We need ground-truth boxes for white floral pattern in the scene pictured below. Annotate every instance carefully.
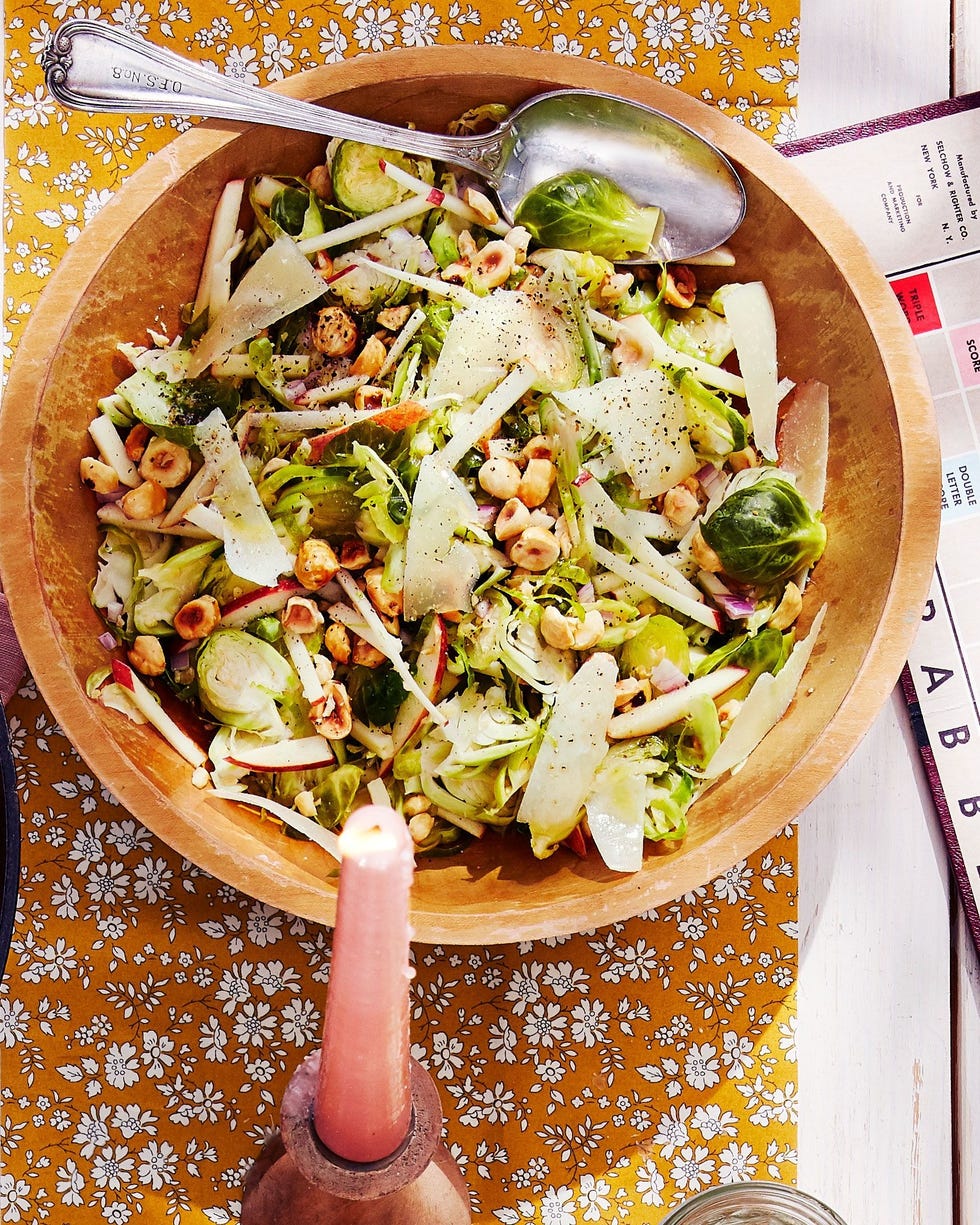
[3,3,800,1217]
[2,672,798,1222]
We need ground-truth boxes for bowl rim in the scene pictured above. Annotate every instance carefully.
[0,45,941,941]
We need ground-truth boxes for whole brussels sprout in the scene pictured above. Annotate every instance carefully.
[700,473,826,586]
[514,170,662,261]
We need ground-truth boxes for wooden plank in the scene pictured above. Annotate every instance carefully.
[796,1,951,135]
[795,10,960,1218]
[797,694,954,1225]
[957,908,979,1225]
[954,0,980,94]
[946,1,978,1217]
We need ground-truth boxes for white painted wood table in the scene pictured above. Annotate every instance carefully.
[796,3,979,1224]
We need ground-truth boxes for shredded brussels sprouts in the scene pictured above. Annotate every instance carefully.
[82,118,829,873]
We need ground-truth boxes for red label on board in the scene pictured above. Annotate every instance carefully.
[890,272,942,333]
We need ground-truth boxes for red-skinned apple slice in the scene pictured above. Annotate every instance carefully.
[776,378,829,511]
[109,659,208,768]
[219,577,308,628]
[224,735,336,772]
[381,615,448,774]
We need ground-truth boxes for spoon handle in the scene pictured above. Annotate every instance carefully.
[43,20,495,175]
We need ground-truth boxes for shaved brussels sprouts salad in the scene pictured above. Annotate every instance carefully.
[82,119,829,873]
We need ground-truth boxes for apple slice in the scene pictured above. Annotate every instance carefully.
[224,735,336,772]
[109,659,208,768]
[381,616,448,773]
[776,378,829,511]
[220,577,308,628]
[606,665,748,740]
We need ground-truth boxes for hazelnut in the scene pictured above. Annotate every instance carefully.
[127,635,166,677]
[139,436,192,489]
[659,264,697,308]
[364,567,402,618]
[350,334,387,378]
[312,306,358,357]
[295,538,340,590]
[471,240,515,291]
[120,479,167,521]
[80,456,121,496]
[173,595,221,640]
[282,596,324,635]
[479,457,521,501]
[517,458,556,509]
[494,497,531,542]
[509,525,560,572]
[339,538,372,571]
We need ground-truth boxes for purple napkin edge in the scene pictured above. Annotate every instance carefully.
[0,593,26,708]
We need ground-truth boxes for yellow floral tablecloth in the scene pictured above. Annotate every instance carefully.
[2,3,800,1221]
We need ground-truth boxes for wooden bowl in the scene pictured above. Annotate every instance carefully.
[0,47,939,943]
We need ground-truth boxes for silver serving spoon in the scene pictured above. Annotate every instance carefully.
[42,19,746,263]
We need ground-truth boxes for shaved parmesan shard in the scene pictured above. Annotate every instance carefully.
[403,455,484,622]
[187,235,327,377]
[702,604,826,780]
[428,288,584,401]
[193,410,293,587]
[557,368,699,499]
[585,775,646,874]
[723,281,780,462]
[516,652,619,858]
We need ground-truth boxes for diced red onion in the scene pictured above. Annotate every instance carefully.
[98,631,117,651]
[716,593,757,619]
[706,582,756,618]
[320,580,343,604]
[477,504,499,528]
[699,571,756,620]
[696,463,726,497]
[577,582,595,603]
[170,643,193,670]
[648,657,689,693]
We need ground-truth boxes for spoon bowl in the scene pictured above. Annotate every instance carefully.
[42,18,745,263]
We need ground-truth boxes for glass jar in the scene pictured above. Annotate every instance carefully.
[659,1182,848,1225]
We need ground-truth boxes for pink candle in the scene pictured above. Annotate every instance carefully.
[314,804,415,1164]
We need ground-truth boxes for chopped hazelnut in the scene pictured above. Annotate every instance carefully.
[364,567,402,618]
[295,538,340,591]
[282,596,324,635]
[312,306,358,357]
[173,595,221,640]
[508,525,560,572]
[128,635,166,677]
[120,479,167,521]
